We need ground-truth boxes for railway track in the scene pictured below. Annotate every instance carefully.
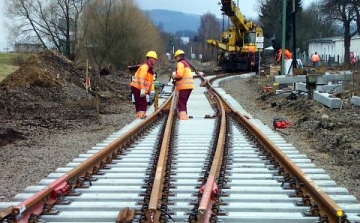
[0,72,359,223]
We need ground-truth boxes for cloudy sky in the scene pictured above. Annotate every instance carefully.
[0,0,319,52]
[135,0,319,18]
[0,1,9,51]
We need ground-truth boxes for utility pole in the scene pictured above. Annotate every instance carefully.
[281,0,286,75]
[169,35,173,57]
[292,0,297,69]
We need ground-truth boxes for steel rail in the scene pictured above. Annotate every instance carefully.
[146,91,178,222]
[233,111,344,222]
[196,84,227,223]
[1,72,351,223]
[1,95,173,223]
[208,73,346,223]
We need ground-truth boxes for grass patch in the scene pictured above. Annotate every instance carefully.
[0,53,31,82]
[0,53,62,89]
[0,64,18,82]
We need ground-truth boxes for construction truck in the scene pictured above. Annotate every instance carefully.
[207,0,263,72]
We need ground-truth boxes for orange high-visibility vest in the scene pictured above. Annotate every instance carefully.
[130,62,154,94]
[311,54,320,62]
[173,59,194,91]
[275,49,292,62]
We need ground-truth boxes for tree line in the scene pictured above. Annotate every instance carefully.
[5,0,360,69]
[259,0,360,65]
[6,0,164,71]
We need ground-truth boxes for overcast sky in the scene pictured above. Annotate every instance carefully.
[0,1,9,52]
[0,0,319,52]
[135,0,319,18]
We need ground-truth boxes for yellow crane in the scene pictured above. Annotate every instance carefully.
[207,0,263,72]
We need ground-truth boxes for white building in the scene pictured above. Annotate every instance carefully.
[180,37,190,44]
[308,35,360,64]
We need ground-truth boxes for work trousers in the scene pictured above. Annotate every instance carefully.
[178,89,192,113]
[131,86,147,112]
[312,61,319,67]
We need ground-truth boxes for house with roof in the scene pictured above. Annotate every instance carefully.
[14,43,44,53]
[308,35,360,65]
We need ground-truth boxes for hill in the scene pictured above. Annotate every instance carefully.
[143,9,201,33]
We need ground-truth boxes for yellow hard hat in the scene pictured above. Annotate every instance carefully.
[174,49,185,58]
[146,51,158,59]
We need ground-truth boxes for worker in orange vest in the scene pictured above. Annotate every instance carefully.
[171,49,195,120]
[311,52,320,67]
[275,49,292,63]
[130,51,157,119]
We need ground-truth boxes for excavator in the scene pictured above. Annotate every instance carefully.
[207,0,263,72]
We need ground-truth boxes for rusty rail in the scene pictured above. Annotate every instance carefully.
[208,73,345,222]
[196,87,226,223]
[233,112,344,222]
[1,95,173,223]
[1,72,348,223]
[146,91,178,222]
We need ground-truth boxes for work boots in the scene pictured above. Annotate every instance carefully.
[136,111,147,119]
[179,111,189,120]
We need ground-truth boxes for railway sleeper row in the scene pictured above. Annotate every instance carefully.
[0,75,359,223]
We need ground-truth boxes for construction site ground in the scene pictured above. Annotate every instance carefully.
[0,50,359,207]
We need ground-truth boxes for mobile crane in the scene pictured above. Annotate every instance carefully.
[207,0,263,72]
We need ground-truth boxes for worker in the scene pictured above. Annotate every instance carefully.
[311,52,320,67]
[171,49,194,120]
[130,51,157,119]
[275,49,292,63]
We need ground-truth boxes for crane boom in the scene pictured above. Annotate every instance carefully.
[206,39,241,52]
[221,0,253,32]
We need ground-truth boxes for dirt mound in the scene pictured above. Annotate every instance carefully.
[0,50,134,147]
[0,50,86,102]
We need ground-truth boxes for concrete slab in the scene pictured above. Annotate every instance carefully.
[313,91,342,109]
[351,96,360,107]
[316,72,353,84]
[316,84,343,93]
[274,75,306,84]
[295,82,307,92]
[274,72,353,85]
[295,82,343,94]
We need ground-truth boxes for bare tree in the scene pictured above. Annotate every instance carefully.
[351,1,360,36]
[296,2,341,53]
[197,12,221,61]
[321,0,357,65]
[6,0,87,60]
[82,0,163,70]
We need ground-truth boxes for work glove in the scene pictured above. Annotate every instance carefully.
[140,88,145,97]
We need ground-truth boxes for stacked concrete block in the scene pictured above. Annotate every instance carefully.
[274,72,353,85]
[316,72,353,84]
[295,82,343,94]
[351,96,360,107]
[274,75,306,84]
[316,84,343,93]
[295,82,307,92]
[313,91,342,109]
